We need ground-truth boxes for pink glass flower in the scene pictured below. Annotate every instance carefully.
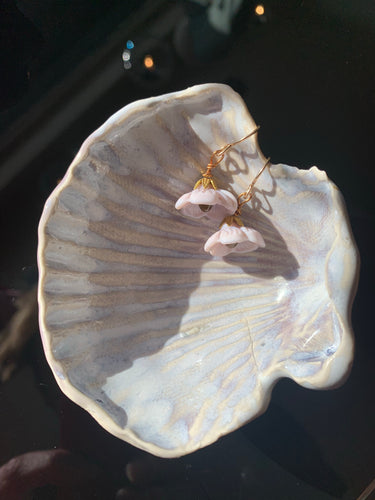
[175,186,237,221]
[204,222,265,257]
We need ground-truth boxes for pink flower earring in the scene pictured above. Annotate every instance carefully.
[175,126,260,221]
[175,126,270,256]
[204,157,271,256]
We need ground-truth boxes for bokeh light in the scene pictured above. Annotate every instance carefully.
[122,50,131,62]
[143,55,155,69]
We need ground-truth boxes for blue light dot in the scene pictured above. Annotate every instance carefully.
[126,40,134,50]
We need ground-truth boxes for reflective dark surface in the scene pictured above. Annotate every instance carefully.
[0,1,374,498]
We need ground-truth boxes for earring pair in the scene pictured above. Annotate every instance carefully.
[175,127,270,256]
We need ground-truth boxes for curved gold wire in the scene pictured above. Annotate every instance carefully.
[236,157,271,214]
[194,126,270,217]
[202,125,260,178]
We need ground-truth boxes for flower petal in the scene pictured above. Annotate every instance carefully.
[175,187,237,220]
[204,231,231,256]
[178,204,207,218]
[204,204,233,221]
[241,227,265,247]
[204,223,265,257]
[175,192,194,210]
[219,224,249,245]
[232,240,259,253]
[189,187,220,205]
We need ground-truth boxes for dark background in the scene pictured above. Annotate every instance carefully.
[0,1,374,498]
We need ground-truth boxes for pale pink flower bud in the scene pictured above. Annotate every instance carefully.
[175,186,237,221]
[204,223,265,257]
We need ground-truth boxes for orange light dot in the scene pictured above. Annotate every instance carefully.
[255,4,265,16]
[144,55,154,69]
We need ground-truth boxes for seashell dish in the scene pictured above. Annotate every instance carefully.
[38,83,359,458]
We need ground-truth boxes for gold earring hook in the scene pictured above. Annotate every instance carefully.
[236,157,271,214]
[202,125,260,179]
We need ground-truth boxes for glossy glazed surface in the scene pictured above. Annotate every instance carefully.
[38,84,358,457]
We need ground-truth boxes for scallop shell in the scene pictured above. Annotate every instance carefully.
[37,83,358,458]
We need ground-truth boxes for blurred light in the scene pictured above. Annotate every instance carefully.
[124,61,132,70]
[124,37,174,89]
[126,40,134,50]
[255,4,265,15]
[122,50,131,62]
[143,55,155,69]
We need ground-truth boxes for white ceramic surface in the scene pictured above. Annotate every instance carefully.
[38,83,359,457]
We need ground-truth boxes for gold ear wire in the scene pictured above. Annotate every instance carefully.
[236,157,271,214]
[202,125,260,179]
